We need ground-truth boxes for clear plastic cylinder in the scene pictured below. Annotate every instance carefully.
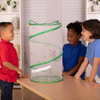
[28,20,63,83]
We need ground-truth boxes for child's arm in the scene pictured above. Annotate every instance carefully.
[63,56,85,76]
[89,58,100,87]
[3,61,23,77]
[74,57,89,79]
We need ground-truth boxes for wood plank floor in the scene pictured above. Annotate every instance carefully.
[0,89,45,100]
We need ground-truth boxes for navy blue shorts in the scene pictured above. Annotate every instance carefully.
[0,79,14,100]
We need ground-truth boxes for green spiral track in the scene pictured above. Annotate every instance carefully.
[28,20,63,69]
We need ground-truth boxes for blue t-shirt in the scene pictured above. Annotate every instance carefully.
[86,39,100,78]
[62,41,86,80]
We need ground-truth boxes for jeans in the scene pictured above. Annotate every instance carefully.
[0,79,14,100]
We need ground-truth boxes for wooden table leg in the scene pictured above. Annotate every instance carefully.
[22,86,24,100]
[22,86,28,100]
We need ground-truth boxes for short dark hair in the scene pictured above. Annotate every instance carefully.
[66,21,82,35]
[0,22,12,33]
[0,22,12,27]
[81,19,100,39]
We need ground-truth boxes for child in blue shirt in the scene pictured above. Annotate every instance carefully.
[74,19,100,86]
[62,21,86,80]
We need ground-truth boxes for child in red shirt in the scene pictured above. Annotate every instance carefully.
[0,22,27,100]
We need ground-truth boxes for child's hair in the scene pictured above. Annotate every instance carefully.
[66,21,82,35]
[0,22,12,36]
[81,19,100,39]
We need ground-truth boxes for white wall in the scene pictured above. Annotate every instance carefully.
[23,0,86,75]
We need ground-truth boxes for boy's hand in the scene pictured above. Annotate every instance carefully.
[89,81,100,87]
[17,68,28,78]
[19,75,28,78]
[17,69,23,77]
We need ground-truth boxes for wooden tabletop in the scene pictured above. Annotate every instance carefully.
[17,75,100,100]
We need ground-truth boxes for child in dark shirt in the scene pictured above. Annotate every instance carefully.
[62,21,86,80]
